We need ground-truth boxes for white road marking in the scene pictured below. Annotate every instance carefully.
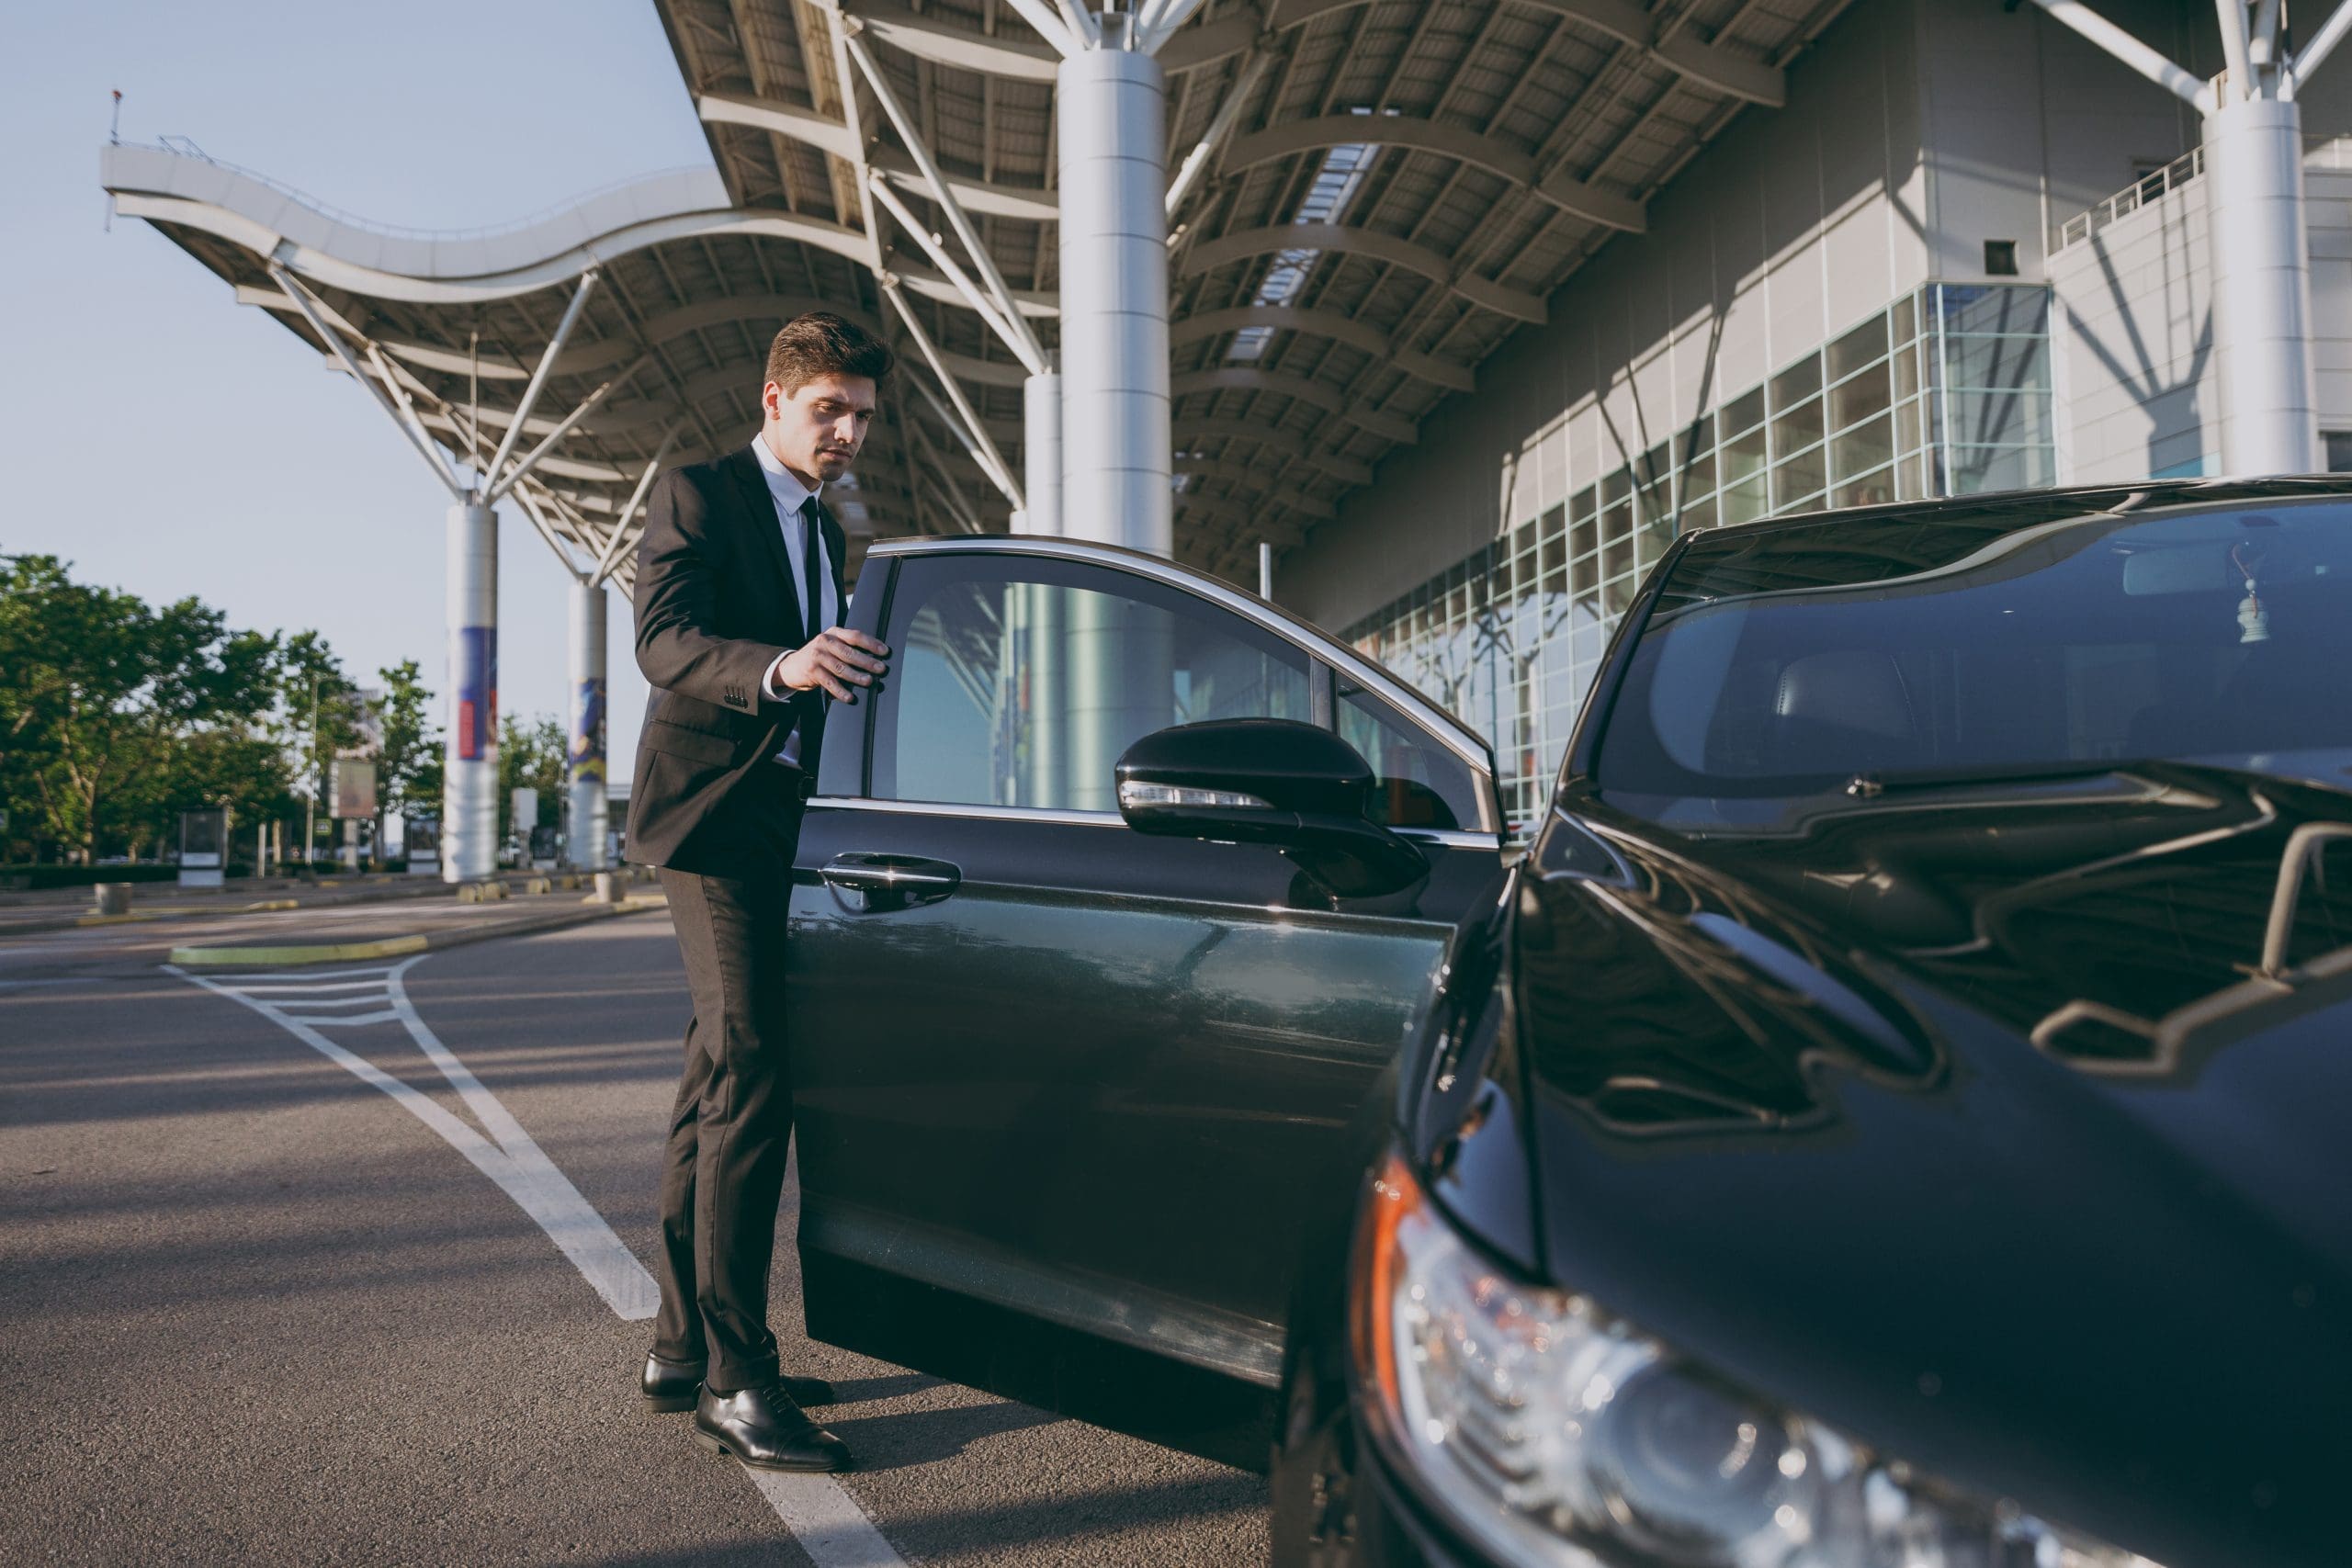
[167,957,659,1321]
[745,1471,909,1566]
[166,952,908,1568]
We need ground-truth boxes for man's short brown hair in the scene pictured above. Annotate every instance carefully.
[764,311,894,396]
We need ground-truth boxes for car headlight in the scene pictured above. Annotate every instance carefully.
[1359,1155,2162,1568]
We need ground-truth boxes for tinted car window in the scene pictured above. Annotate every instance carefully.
[1594,499,2352,812]
[874,555,1312,812]
[1337,682,1482,830]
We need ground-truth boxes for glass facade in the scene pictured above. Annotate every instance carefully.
[1341,283,2056,833]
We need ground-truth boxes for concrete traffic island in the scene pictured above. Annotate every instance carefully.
[164,874,665,968]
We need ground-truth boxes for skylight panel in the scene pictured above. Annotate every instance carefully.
[1227,117,1385,362]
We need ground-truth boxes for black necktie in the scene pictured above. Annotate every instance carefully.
[798,498,825,647]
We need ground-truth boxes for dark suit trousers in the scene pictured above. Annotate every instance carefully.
[650,766,807,1394]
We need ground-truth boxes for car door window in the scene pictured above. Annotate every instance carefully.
[874,556,1314,811]
[1336,680,1484,830]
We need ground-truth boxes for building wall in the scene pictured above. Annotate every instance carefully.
[2052,142,2352,480]
[1282,0,1932,629]
[1281,0,2349,633]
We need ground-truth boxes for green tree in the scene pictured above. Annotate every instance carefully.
[376,658,441,812]
[272,630,363,863]
[0,554,281,862]
[498,712,566,843]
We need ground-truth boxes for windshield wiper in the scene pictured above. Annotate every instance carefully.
[1842,760,2144,798]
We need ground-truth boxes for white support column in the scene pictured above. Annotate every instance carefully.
[1058,20,1172,556]
[1024,370,1063,535]
[443,499,499,882]
[566,579,610,870]
[2206,95,2318,472]
[2025,0,2320,475]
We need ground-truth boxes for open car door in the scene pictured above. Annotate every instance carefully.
[787,537,1508,1464]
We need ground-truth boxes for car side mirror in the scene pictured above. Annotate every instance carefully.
[1114,718,1429,898]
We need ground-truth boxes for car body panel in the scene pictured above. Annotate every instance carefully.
[1495,765,2352,1568]
[788,536,1508,1461]
[1279,480,2352,1568]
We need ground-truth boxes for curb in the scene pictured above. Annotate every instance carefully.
[166,895,667,969]
[5,883,450,941]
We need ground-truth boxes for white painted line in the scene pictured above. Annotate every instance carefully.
[745,1472,909,1567]
[278,1008,403,1027]
[212,965,401,983]
[166,953,909,1568]
[167,959,659,1321]
[229,979,405,994]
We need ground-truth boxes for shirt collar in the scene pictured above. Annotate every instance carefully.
[751,435,822,515]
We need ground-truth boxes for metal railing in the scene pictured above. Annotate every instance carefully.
[130,137,716,244]
[2052,146,2202,253]
[2052,134,2352,254]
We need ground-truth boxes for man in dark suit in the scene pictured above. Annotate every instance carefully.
[625,313,892,1473]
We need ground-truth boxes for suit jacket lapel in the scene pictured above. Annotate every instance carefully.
[725,446,807,640]
[816,501,847,628]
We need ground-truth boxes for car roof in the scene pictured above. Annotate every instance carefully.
[1695,475,2352,547]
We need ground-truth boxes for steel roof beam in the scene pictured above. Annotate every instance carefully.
[848,28,1049,373]
[1222,113,1645,232]
[883,276,1025,510]
[1171,367,1418,444]
[1182,221,1548,323]
[266,261,466,500]
[591,424,683,587]
[1174,420,1374,486]
[1267,0,1783,106]
[1170,305,1475,393]
[854,0,1257,78]
[490,349,652,502]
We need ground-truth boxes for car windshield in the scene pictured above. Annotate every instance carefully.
[1591,495,2352,820]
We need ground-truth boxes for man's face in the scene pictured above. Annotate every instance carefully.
[762,372,876,486]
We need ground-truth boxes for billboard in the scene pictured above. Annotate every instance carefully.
[333,757,378,820]
[456,626,497,761]
[570,676,606,785]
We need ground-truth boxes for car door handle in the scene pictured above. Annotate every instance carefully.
[820,853,962,906]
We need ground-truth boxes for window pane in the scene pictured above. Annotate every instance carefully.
[876,562,1311,811]
[1722,386,1766,437]
[1682,449,1716,499]
[1770,354,1822,412]
[1826,314,1890,382]
[1948,443,2056,494]
[1771,396,1825,458]
[1828,360,1893,431]
[1942,333,2051,393]
[1946,389,2054,449]
[1835,463,1898,510]
[1772,443,1827,510]
[1337,683,1482,830]
[1936,283,2050,337]
[1831,412,1895,483]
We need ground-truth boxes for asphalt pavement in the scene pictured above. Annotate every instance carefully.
[0,908,1269,1564]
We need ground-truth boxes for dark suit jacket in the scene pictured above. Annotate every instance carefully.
[626,445,847,871]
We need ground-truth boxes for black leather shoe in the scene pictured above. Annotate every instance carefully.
[693,1383,854,1472]
[641,1354,834,1413]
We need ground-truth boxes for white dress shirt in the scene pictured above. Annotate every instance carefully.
[750,437,839,768]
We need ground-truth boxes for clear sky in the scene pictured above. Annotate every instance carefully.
[0,1,727,784]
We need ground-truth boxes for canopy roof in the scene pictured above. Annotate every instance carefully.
[104,0,1851,586]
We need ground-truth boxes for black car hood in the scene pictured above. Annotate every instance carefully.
[1504,757,2352,1568]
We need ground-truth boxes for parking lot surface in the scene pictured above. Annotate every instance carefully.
[1,911,1268,1565]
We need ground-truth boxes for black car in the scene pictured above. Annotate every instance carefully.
[789,480,2352,1568]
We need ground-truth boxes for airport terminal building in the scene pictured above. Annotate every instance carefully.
[106,0,2352,846]
[1283,0,2352,826]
